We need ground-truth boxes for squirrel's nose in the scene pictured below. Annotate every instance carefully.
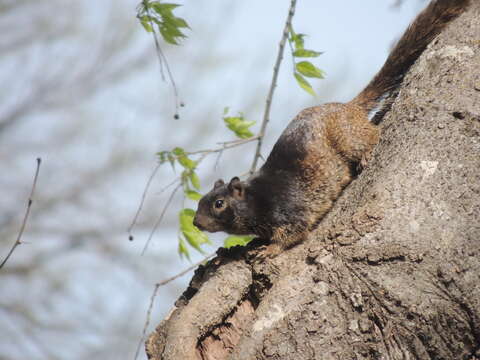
[193,217,204,231]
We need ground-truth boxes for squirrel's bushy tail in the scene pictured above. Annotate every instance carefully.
[352,0,470,115]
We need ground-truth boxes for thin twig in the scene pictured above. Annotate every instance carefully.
[156,37,180,115]
[250,0,297,174]
[129,174,181,242]
[0,158,41,269]
[214,149,223,170]
[133,252,216,360]
[286,27,297,73]
[133,284,160,360]
[157,177,181,194]
[188,135,260,156]
[141,184,182,255]
[216,135,261,146]
[127,162,162,240]
[144,1,180,116]
[161,252,215,287]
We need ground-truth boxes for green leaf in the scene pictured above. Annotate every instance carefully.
[157,150,167,163]
[139,15,153,32]
[179,208,196,226]
[178,155,196,170]
[181,170,189,184]
[294,72,315,96]
[157,150,176,170]
[288,26,296,41]
[148,2,189,45]
[223,235,254,249]
[167,153,175,170]
[159,20,185,38]
[288,26,305,50]
[296,61,324,79]
[179,209,211,254]
[293,33,305,50]
[165,15,189,29]
[178,236,191,260]
[182,231,203,253]
[223,115,255,139]
[152,2,180,15]
[293,49,323,58]
[172,147,185,156]
[172,148,196,169]
[185,189,202,201]
[159,24,185,45]
[137,2,189,44]
[189,171,200,190]
[160,31,178,45]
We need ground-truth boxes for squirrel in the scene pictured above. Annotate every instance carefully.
[193,0,470,255]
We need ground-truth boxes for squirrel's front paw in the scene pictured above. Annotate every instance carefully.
[257,242,282,260]
[357,151,373,173]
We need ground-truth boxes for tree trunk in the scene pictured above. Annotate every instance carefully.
[146,4,480,359]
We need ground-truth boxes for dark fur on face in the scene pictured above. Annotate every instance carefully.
[193,177,253,235]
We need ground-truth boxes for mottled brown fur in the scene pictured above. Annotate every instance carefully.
[193,0,470,254]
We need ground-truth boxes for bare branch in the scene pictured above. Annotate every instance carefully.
[143,0,181,117]
[128,162,162,241]
[0,157,41,269]
[0,7,153,138]
[141,184,182,255]
[187,135,260,157]
[159,253,216,287]
[250,0,297,174]
[134,252,216,360]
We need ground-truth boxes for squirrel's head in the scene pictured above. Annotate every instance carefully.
[193,177,251,235]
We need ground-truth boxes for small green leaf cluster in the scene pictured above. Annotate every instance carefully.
[158,148,201,200]
[137,1,189,45]
[289,27,324,96]
[157,147,207,259]
[178,208,211,260]
[223,107,256,139]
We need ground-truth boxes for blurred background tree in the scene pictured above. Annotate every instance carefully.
[0,0,424,359]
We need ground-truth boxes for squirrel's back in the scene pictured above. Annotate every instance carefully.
[352,0,470,119]
[193,0,471,255]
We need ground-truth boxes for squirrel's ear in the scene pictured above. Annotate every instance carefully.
[228,177,244,200]
[214,179,225,189]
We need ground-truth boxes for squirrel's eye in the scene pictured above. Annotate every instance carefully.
[214,199,224,209]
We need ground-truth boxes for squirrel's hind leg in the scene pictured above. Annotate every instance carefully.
[266,223,312,255]
[326,103,380,166]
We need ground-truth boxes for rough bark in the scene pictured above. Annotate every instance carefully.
[146,4,480,359]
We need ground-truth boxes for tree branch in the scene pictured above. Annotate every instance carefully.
[134,252,216,360]
[249,0,297,174]
[128,162,162,241]
[143,0,181,117]
[0,157,41,269]
[141,183,182,255]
